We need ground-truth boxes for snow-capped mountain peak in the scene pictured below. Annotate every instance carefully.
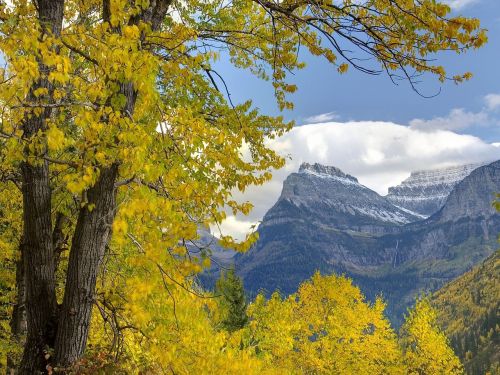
[386,163,485,217]
[268,163,422,232]
[299,162,359,184]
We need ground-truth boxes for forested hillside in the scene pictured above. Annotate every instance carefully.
[433,251,499,375]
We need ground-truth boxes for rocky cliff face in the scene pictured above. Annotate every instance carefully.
[235,161,500,324]
[386,163,484,217]
[436,163,499,222]
[266,162,421,236]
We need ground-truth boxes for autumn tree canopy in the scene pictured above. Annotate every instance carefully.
[243,273,463,374]
[0,0,485,373]
[400,298,464,375]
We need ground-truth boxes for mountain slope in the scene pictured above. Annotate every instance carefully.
[433,251,499,375]
[236,161,500,324]
[275,163,422,230]
[236,162,421,297]
[386,163,483,217]
[189,227,236,289]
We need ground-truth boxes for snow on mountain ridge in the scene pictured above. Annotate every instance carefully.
[299,168,361,186]
[392,163,484,189]
[274,161,493,227]
[392,204,428,219]
[276,162,422,227]
[299,162,358,183]
[353,206,411,224]
[386,162,487,217]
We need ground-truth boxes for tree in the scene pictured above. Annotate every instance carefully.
[246,272,405,373]
[243,273,464,374]
[0,0,485,372]
[215,268,249,332]
[400,298,464,375]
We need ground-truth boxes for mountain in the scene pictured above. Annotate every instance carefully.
[433,251,499,375]
[386,163,484,217]
[271,163,422,232]
[235,161,500,324]
[195,227,235,264]
[191,227,235,288]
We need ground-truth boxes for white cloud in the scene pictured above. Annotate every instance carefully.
[442,0,480,10]
[212,216,259,239]
[409,108,489,132]
[409,94,500,132]
[218,121,500,239]
[485,93,500,111]
[304,111,339,123]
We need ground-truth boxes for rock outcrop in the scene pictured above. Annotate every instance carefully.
[386,163,484,217]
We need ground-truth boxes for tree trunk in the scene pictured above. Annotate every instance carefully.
[54,164,119,367]
[19,162,58,374]
[18,1,65,373]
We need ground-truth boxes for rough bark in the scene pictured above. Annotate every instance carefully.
[19,159,58,375]
[54,164,119,367]
[18,1,65,373]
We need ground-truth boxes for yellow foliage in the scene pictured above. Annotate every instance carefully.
[432,251,500,374]
[400,298,464,375]
[0,0,486,371]
[0,181,22,368]
[246,273,404,374]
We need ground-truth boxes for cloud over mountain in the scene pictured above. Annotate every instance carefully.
[409,94,500,132]
[217,121,500,239]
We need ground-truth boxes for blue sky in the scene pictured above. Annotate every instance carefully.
[214,0,500,142]
[210,0,500,238]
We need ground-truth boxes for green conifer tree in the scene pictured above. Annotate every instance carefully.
[215,268,248,332]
